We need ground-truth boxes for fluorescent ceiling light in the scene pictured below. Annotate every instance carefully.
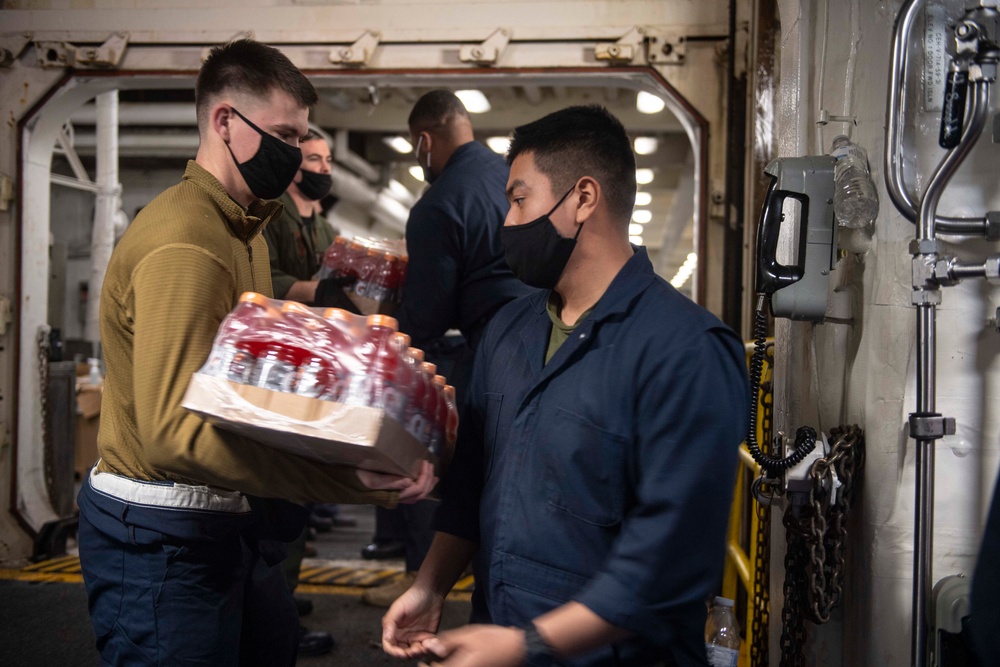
[384,136,413,153]
[633,137,658,155]
[636,91,665,114]
[388,178,412,199]
[628,223,643,236]
[629,235,644,245]
[632,209,652,224]
[670,253,699,288]
[486,136,511,154]
[635,192,652,207]
[636,168,654,185]
[408,165,425,182]
[455,90,491,113]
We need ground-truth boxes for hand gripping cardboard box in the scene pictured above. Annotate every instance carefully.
[182,373,436,478]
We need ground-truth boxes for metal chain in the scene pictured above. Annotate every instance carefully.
[804,425,864,623]
[750,342,774,667]
[780,511,809,667]
[779,424,865,662]
[37,326,52,460]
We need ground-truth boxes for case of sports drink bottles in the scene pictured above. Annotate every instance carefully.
[182,292,457,478]
[316,236,408,316]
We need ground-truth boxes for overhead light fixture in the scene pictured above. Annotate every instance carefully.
[628,223,643,236]
[635,192,652,207]
[384,136,413,154]
[633,137,658,155]
[486,136,511,154]
[670,252,699,289]
[632,209,652,224]
[629,235,644,245]
[408,165,425,182]
[387,178,412,200]
[636,168,654,185]
[455,90,491,113]
[636,91,665,114]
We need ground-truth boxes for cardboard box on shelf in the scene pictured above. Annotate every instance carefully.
[75,382,102,479]
[182,373,435,478]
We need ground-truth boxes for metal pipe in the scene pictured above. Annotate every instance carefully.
[85,90,120,345]
[885,0,989,234]
[906,62,989,667]
[918,81,991,240]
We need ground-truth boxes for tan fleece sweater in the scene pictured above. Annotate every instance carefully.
[95,161,396,507]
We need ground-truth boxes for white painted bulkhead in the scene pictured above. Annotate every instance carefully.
[773,0,1000,664]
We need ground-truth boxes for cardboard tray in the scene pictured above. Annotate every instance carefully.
[182,373,433,478]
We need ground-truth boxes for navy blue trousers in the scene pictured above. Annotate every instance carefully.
[77,479,303,666]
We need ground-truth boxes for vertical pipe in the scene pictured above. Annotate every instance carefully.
[908,76,988,667]
[85,90,119,346]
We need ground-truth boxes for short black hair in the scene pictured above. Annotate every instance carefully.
[507,105,636,224]
[408,90,470,133]
[195,39,317,129]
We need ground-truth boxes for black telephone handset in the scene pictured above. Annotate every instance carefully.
[746,156,836,483]
[755,174,809,297]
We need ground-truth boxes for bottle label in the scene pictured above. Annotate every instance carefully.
[705,644,739,667]
[831,144,866,164]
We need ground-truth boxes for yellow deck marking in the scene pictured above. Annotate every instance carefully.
[3,557,473,601]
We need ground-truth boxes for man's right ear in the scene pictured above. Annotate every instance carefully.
[211,104,234,142]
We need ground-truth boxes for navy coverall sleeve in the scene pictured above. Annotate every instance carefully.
[573,328,750,642]
[396,201,462,345]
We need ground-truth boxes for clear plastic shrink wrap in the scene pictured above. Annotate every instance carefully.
[189,292,456,472]
[317,236,408,314]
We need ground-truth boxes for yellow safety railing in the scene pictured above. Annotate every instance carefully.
[720,340,773,667]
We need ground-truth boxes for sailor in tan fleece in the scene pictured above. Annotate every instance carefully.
[76,39,436,666]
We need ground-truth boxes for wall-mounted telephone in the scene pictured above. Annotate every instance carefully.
[748,155,838,493]
[756,156,837,322]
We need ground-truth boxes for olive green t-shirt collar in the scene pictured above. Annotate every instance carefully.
[545,292,595,365]
[182,160,283,242]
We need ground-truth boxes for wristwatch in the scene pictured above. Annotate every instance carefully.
[521,621,562,667]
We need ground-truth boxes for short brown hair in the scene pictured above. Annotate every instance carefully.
[195,39,317,129]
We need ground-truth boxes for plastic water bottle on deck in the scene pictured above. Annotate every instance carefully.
[704,596,740,667]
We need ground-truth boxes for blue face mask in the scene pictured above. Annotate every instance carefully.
[225,107,302,200]
[500,185,582,289]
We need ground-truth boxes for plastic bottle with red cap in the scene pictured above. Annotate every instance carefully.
[430,375,448,458]
[320,236,349,279]
[360,314,406,417]
[418,362,438,448]
[318,307,358,402]
[204,292,277,382]
[443,384,459,448]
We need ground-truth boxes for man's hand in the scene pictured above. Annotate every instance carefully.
[314,275,361,312]
[417,625,526,667]
[356,460,437,504]
[381,581,446,658]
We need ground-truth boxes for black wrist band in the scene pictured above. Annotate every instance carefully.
[521,621,560,667]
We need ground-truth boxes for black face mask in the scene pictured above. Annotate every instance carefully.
[295,169,333,201]
[225,107,302,200]
[501,186,582,289]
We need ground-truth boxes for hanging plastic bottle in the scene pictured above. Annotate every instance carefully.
[704,596,740,667]
[830,135,879,229]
